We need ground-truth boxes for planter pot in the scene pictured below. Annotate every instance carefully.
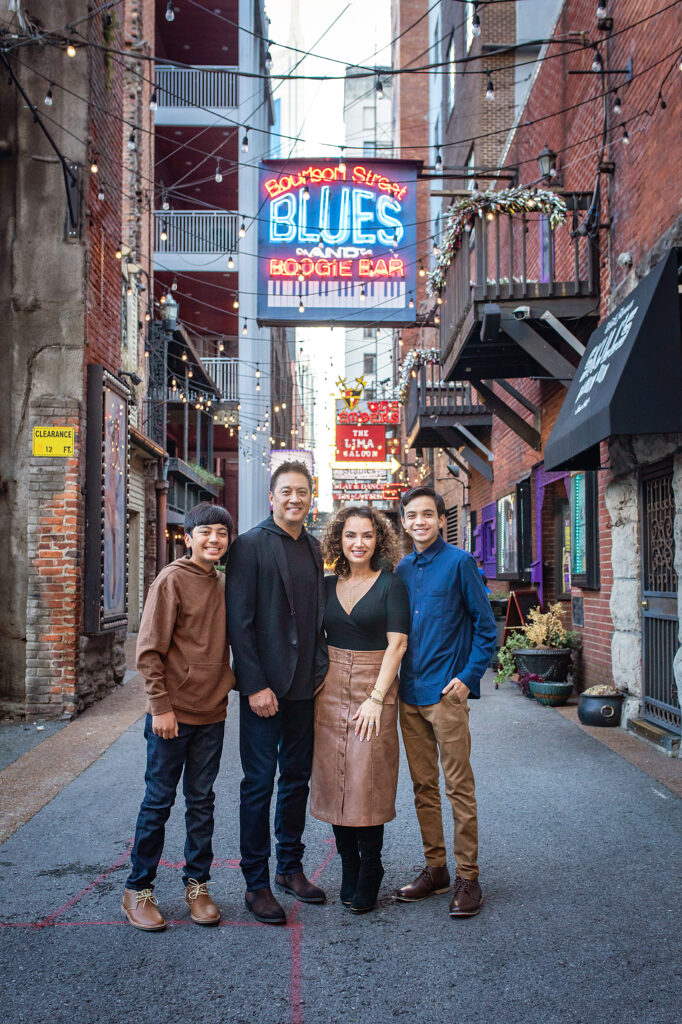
[514,648,573,683]
[577,692,625,727]
[529,679,573,707]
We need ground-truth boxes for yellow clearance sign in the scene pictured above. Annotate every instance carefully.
[32,427,75,457]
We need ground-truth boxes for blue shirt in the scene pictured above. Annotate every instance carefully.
[396,536,497,704]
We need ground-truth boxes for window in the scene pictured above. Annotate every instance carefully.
[465,2,477,53]
[363,140,376,157]
[363,353,376,375]
[363,327,377,339]
[481,501,496,579]
[445,506,459,546]
[447,35,456,112]
[570,472,600,589]
[496,479,532,581]
[362,106,374,132]
[466,147,475,191]
[467,509,477,554]
[555,498,571,599]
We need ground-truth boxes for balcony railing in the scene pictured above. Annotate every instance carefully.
[439,192,598,366]
[406,363,489,440]
[201,357,239,402]
[154,211,239,271]
[154,65,239,124]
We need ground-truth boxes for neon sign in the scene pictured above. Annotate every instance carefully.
[257,158,419,327]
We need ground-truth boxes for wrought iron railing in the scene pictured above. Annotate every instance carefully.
[154,211,239,254]
[155,65,239,111]
[406,363,486,437]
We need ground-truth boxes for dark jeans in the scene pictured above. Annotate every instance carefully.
[239,695,314,891]
[126,715,225,891]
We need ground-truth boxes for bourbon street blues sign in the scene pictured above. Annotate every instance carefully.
[257,158,420,327]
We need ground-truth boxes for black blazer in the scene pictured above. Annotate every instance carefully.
[226,517,329,697]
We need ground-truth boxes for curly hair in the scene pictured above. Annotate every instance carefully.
[321,505,401,577]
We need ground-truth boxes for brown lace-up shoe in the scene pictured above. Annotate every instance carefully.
[121,888,166,931]
[184,879,221,925]
[275,871,326,904]
[396,865,451,902]
[449,876,483,917]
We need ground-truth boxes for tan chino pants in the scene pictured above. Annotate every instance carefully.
[399,690,479,880]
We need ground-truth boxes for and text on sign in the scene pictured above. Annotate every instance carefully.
[32,426,75,457]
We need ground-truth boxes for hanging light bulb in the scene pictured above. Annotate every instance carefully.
[241,129,249,153]
[170,276,178,292]
[215,160,223,183]
[339,147,346,174]
[298,295,305,313]
[419,261,425,278]
[66,42,77,58]
[360,284,366,301]
[227,252,235,270]
[162,192,170,212]
[472,10,481,36]
[149,89,158,111]
[239,220,246,239]
[165,2,175,22]
[591,50,603,72]
[115,245,123,260]
[160,222,168,242]
[232,297,239,309]
[376,77,384,99]
[436,293,443,305]
[44,85,53,106]
[434,313,440,325]
[622,126,630,145]
[297,271,305,283]
[242,319,248,335]
[408,293,414,309]
[90,156,98,174]
[433,241,439,256]
[159,293,167,304]
[145,311,151,322]
[181,352,187,360]
[97,185,105,201]
[127,130,136,152]
[596,3,607,18]
[188,369,193,378]
[611,92,622,115]
[255,365,260,379]
[303,184,310,198]
[127,284,133,297]
[435,148,443,171]
[485,76,495,101]
[218,341,225,352]
[264,48,273,71]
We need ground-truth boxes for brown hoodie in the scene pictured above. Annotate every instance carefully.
[137,557,234,725]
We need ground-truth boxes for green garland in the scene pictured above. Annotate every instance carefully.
[395,347,440,403]
[427,186,568,295]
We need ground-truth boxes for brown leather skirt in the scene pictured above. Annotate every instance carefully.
[310,646,399,827]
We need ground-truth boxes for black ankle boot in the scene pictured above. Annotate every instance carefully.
[333,825,360,906]
[350,825,384,914]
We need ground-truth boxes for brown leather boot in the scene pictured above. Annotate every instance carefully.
[121,888,166,931]
[275,871,326,904]
[184,879,221,925]
[396,865,451,902]
[449,876,483,917]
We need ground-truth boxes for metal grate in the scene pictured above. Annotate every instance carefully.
[445,506,459,546]
[642,473,677,593]
[155,66,239,110]
[642,616,681,731]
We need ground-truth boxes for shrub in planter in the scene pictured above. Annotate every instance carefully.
[495,604,581,688]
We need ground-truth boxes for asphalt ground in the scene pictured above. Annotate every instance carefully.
[0,674,680,1024]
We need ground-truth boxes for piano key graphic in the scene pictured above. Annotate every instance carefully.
[267,279,406,308]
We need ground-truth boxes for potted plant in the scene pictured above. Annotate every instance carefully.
[495,604,581,694]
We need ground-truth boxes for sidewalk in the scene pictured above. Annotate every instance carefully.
[0,670,680,1024]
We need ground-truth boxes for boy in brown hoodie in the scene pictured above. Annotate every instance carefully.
[122,502,235,931]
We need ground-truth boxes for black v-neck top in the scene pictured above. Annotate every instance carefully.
[323,570,410,651]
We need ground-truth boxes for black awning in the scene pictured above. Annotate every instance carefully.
[544,249,681,471]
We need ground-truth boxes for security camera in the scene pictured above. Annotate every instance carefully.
[617,252,633,269]
[512,305,531,321]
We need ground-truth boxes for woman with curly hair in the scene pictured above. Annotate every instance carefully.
[310,505,410,913]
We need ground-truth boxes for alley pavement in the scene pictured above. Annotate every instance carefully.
[0,673,680,1024]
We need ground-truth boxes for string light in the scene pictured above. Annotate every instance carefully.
[165,2,175,22]
[127,130,136,152]
[613,92,622,114]
[472,8,481,36]
[218,341,224,351]
[596,3,607,18]
[419,260,425,278]
[408,293,414,309]
[149,89,158,112]
[265,49,273,71]
[115,245,122,260]
[621,126,630,144]
[658,91,667,110]
[145,311,151,322]
[215,160,223,183]
[160,222,168,242]
[591,50,603,73]
[339,148,346,174]
[66,42,77,58]
[376,77,384,100]
[97,184,105,201]
[161,192,170,212]
[239,220,246,238]
[303,184,310,198]
[227,252,235,270]
[298,295,305,313]
[360,284,366,301]
[171,276,178,291]
[434,313,440,325]
[242,319,248,335]
[89,155,98,174]
[159,293,166,304]
[232,297,239,309]
[44,85,53,106]
[435,148,443,171]
[485,75,495,101]
[241,129,249,153]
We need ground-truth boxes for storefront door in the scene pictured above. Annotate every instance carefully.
[640,461,681,734]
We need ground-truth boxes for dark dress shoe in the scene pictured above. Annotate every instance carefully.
[245,887,286,925]
[449,877,483,917]
[275,872,326,904]
[396,865,451,902]
[350,863,384,914]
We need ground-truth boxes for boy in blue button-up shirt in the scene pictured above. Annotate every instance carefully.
[395,486,496,917]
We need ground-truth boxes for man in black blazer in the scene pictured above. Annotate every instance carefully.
[226,461,329,924]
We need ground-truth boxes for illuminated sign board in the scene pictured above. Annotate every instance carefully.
[335,424,386,462]
[257,158,420,327]
[335,399,401,426]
